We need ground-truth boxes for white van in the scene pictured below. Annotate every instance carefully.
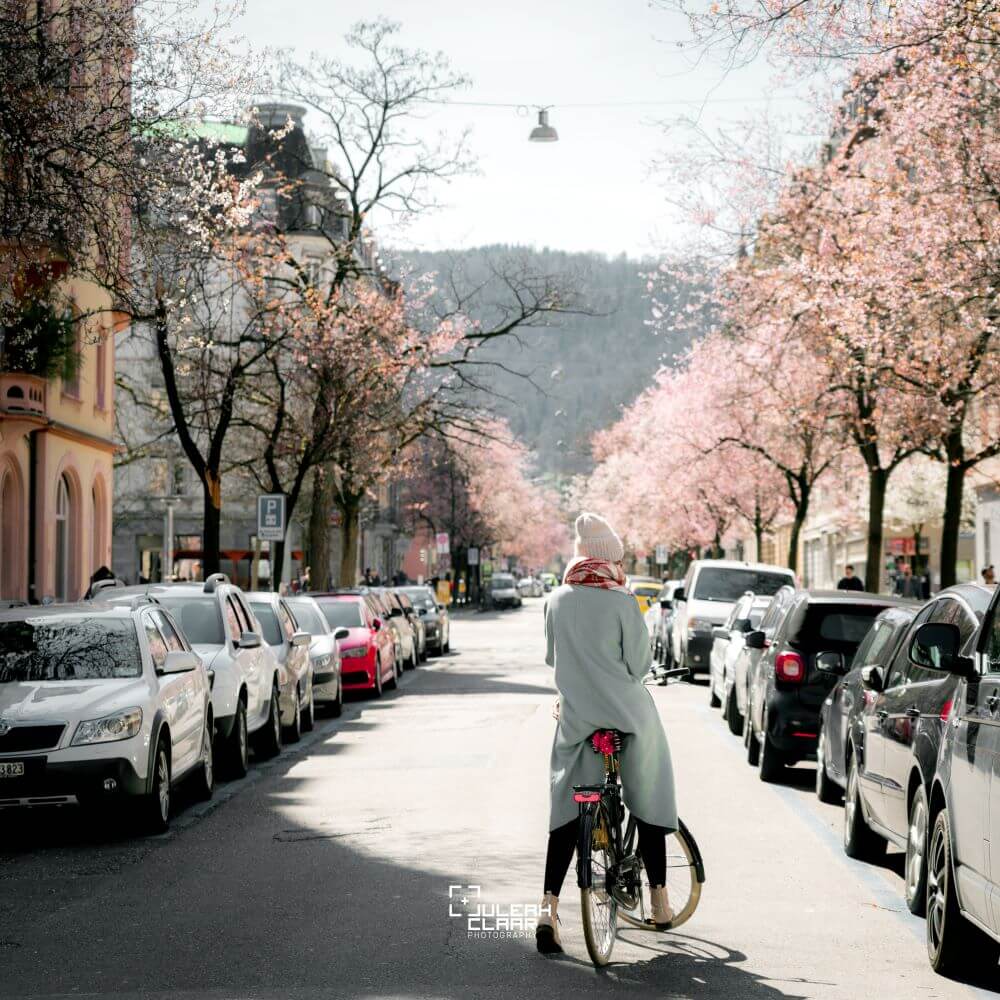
[671,560,795,676]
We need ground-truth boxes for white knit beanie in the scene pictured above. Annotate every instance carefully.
[574,512,624,563]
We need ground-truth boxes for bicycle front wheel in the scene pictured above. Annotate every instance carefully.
[579,805,618,966]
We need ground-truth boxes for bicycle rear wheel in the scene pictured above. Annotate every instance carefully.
[578,804,618,966]
[619,818,703,932]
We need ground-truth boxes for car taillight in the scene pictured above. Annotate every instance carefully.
[940,699,954,722]
[775,652,805,683]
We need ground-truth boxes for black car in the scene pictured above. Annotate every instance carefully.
[842,583,992,918]
[923,582,1000,974]
[816,605,917,804]
[745,589,907,783]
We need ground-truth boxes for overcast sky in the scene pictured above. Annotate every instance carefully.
[226,1,812,258]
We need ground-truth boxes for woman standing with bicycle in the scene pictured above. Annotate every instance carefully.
[536,512,678,955]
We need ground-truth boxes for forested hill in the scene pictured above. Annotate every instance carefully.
[394,245,701,478]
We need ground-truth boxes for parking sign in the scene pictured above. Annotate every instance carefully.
[257,494,286,542]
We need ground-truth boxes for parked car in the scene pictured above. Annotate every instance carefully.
[651,580,684,665]
[709,592,773,735]
[628,576,662,615]
[540,572,559,592]
[245,591,314,742]
[921,583,1000,973]
[0,600,213,832]
[369,588,416,671]
[393,591,427,663]
[397,585,450,655]
[840,584,990,919]
[673,560,796,678]
[488,573,522,609]
[744,589,907,783]
[518,576,544,598]
[109,575,284,778]
[735,586,797,734]
[312,593,397,697]
[815,604,917,805]
[284,595,347,717]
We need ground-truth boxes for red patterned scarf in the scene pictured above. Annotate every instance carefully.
[563,557,630,593]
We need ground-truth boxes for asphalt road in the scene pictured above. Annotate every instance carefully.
[1,599,997,999]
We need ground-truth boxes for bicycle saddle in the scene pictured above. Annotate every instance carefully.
[589,729,623,754]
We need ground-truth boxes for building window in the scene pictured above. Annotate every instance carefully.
[55,474,74,601]
[0,465,22,600]
[95,328,107,410]
[172,459,186,496]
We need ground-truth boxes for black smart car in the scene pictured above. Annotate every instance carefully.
[745,589,907,783]
[841,583,992,917]
[816,605,917,804]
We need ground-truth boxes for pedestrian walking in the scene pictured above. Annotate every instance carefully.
[893,562,922,599]
[983,565,996,586]
[836,565,865,592]
[536,512,676,955]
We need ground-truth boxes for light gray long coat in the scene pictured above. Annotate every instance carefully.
[544,584,677,832]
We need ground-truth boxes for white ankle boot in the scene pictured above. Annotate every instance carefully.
[649,885,674,928]
[535,892,562,954]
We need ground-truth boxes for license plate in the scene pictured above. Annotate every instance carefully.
[0,762,25,778]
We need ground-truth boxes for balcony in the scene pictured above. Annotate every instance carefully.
[0,373,47,418]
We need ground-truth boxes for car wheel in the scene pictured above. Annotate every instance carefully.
[745,703,760,766]
[373,657,384,698]
[254,684,282,759]
[193,715,214,802]
[725,686,744,737]
[301,679,315,733]
[139,737,171,834]
[758,714,784,783]
[329,676,343,717]
[410,648,419,670]
[905,784,930,915]
[843,750,885,862]
[815,727,842,804]
[387,655,399,690]
[709,678,722,709]
[927,807,1000,974]
[444,638,451,654]
[219,698,249,780]
[284,683,302,743]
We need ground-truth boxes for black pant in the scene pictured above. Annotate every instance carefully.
[543,816,667,897]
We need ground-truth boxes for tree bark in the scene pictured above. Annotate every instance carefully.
[939,461,966,590]
[864,466,888,593]
[309,467,333,591]
[753,497,764,561]
[787,494,809,575]
[202,475,222,578]
[337,496,362,586]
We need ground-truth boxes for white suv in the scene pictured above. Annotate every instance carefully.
[111,575,285,778]
[0,599,213,832]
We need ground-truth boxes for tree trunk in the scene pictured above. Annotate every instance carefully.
[272,538,285,592]
[753,497,764,560]
[309,467,333,591]
[939,462,966,590]
[202,473,222,578]
[338,497,361,586]
[864,466,888,593]
[787,502,807,575]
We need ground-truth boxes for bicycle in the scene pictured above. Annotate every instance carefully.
[573,666,705,966]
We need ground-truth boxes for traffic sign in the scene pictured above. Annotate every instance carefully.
[468,547,479,566]
[257,494,286,542]
[436,532,450,554]
[655,544,668,565]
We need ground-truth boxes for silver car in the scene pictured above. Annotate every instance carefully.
[245,592,314,741]
[285,595,347,717]
[398,586,450,655]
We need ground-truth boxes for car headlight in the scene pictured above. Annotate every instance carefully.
[688,618,707,633]
[312,653,332,670]
[342,646,369,659]
[72,707,143,746]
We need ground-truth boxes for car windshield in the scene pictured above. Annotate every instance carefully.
[400,589,436,611]
[156,597,225,645]
[319,602,364,629]
[492,576,515,589]
[634,584,660,597]
[693,568,792,602]
[0,617,141,682]
[286,601,327,636]
[249,603,283,646]
[818,610,884,645]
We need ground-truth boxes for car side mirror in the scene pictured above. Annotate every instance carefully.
[860,664,885,692]
[816,651,846,676]
[159,649,199,674]
[712,627,730,641]
[371,618,382,631]
[238,631,262,649]
[674,589,686,602]
[659,599,672,609]
[290,630,311,648]
[333,627,350,641]
[745,630,766,650]
[390,607,403,617]
[909,621,973,676]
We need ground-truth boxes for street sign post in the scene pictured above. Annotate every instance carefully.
[258,495,286,542]
[655,544,668,565]
[436,532,450,555]
[468,547,479,566]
